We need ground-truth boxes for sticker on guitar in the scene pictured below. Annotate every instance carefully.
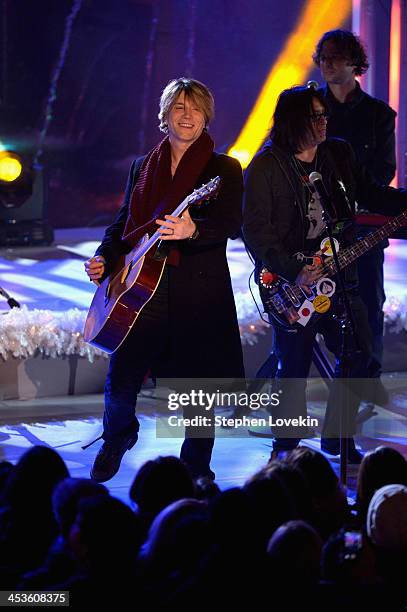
[259,207,407,330]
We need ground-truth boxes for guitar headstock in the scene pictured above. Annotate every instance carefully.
[187,176,221,206]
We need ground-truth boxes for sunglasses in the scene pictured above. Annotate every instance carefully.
[309,111,330,123]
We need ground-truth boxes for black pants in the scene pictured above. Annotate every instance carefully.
[271,296,372,451]
[357,243,386,377]
[103,267,214,478]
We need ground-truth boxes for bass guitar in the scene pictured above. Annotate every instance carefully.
[84,176,221,353]
[259,208,407,329]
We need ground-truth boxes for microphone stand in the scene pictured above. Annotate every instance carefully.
[316,191,360,487]
[0,286,21,309]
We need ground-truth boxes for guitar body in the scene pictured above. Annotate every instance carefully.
[83,235,166,353]
[258,206,407,331]
[258,268,336,330]
[83,176,222,353]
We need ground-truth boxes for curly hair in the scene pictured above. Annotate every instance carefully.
[313,29,369,76]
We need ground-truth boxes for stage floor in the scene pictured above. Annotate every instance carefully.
[0,228,407,500]
[0,380,407,502]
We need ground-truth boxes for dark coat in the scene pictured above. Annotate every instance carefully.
[243,138,407,283]
[322,82,396,186]
[94,152,245,379]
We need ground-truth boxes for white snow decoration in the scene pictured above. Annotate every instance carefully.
[0,291,405,361]
[0,306,107,361]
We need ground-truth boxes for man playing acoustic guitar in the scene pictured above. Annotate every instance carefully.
[85,78,244,482]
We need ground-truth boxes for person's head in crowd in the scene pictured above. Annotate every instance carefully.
[0,447,69,574]
[129,456,195,527]
[267,520,323,588]
[285,447,338,496]
[3,446,69,509]
[367,484,407,553]
[69,495,143,577]
[208,487,255,553]
[52,478,109,539]
[366,484,407,594]
[259,461,315,524]
[244,464,297,548]
[285,447,349,539]
[17,479,108,592]
[140,499,208,577]
[194,476,221,502]
[357,446,407,523]
[0,461,14,499]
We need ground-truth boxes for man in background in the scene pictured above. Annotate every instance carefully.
[313,29,397,383]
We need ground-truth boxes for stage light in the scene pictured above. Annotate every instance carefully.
[0,152,23,182]
[0,152,33,210]
[229,0,352,168]
[0,150,53,246]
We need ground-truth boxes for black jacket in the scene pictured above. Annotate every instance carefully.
[94,152,245,379]
[243,138,406,283]
[322,82,396,186]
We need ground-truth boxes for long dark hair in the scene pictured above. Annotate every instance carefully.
[356,446,407,523]
[270,85,327,154]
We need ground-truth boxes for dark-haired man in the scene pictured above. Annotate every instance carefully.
[314,29,396,381]
[243,85,406,462]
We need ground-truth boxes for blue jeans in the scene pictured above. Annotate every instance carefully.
[103,267,214,477]
[357,244,385,377]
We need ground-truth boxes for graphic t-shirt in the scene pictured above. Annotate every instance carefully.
[295,159,326,252]
[295,159,358,290]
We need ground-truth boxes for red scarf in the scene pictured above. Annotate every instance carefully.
[122,132,214,258]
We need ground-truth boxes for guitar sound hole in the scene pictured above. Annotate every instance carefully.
[121,262,133,285]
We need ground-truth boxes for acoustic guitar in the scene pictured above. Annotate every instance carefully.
[84,176,221,353]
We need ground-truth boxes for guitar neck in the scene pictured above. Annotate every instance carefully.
[323,209,407,277]
[132,194,192,263]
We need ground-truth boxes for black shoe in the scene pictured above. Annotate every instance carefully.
[202,469,216,481]
[190,468,216,481]
[90,433,138,482]
[320,438,363,465]
[356,402,378,425]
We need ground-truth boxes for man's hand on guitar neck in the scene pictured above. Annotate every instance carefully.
[85,255,106,282]
[295,262,323,291]
[156,208,197,240]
